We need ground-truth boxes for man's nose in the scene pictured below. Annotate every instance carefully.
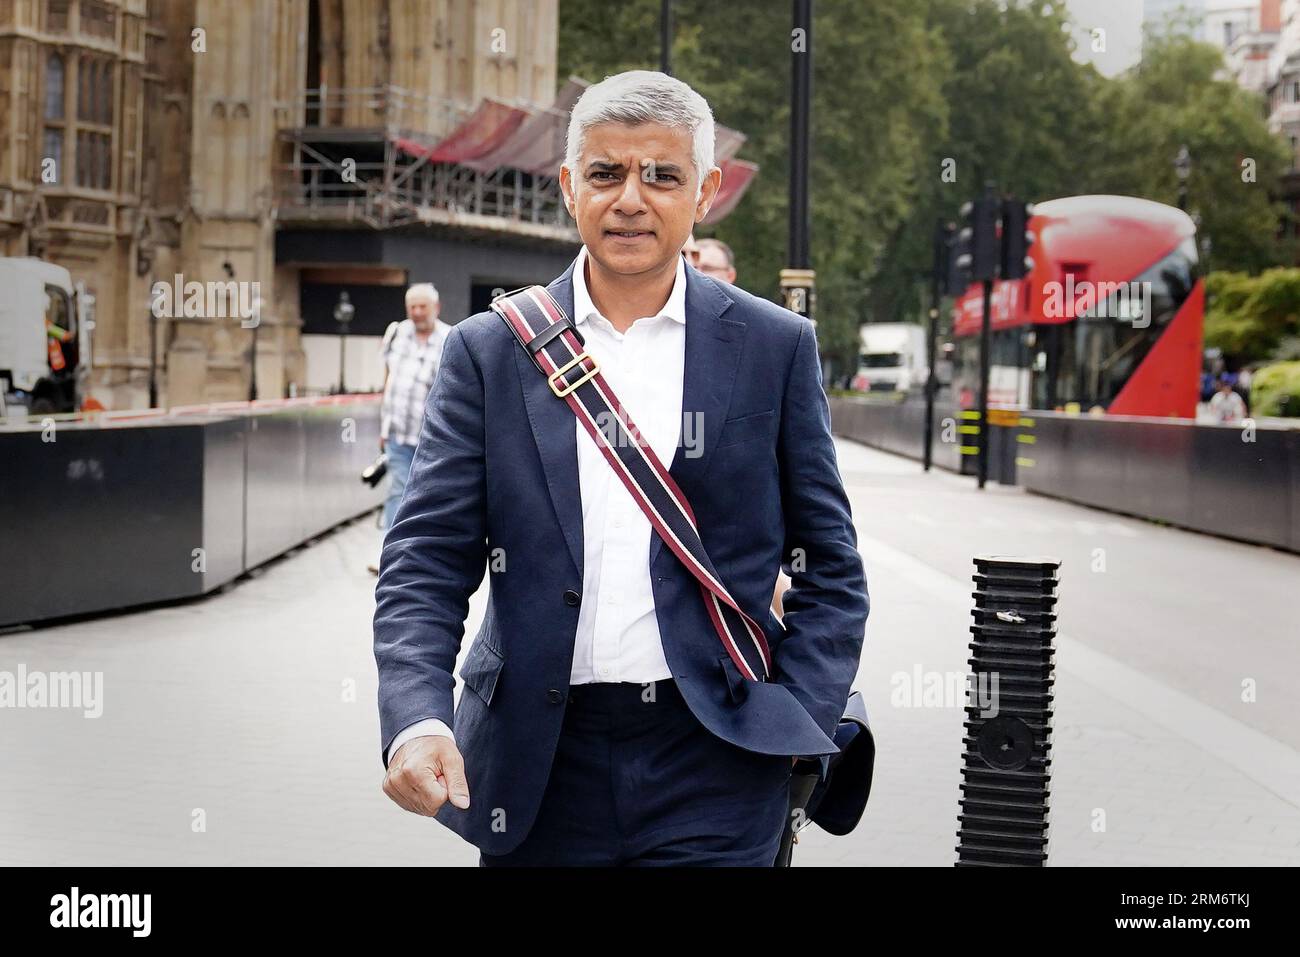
[612,168,649,216]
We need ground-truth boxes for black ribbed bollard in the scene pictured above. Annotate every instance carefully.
[956,555,1060,866]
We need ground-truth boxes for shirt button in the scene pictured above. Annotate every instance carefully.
[546,689,564,704]
[597,666,612,680]
[563,589,580,607]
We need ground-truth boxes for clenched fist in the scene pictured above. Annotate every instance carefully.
[383,735,470,816]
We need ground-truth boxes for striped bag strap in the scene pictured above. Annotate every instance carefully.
[490,285,772,682]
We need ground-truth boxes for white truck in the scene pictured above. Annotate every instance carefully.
[851,322,929,394]
[0,257,94,415]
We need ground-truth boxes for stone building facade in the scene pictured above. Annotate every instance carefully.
[0,0,567,409]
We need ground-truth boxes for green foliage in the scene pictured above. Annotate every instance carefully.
[1087,33,1294,273]
[557,0,1295,376]
[1249,361,1300,417]
[1204,269,1300,360]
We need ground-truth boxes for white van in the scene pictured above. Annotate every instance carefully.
[0,257,91,415]
[851,323,929,394]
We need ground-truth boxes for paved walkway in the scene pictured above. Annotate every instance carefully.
[2,440,1297,865]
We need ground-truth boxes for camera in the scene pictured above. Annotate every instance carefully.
[361,453,388,487]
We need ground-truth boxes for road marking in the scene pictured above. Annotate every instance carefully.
[857,532,1300,810]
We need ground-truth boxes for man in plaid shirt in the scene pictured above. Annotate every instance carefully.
[370,282,450,574]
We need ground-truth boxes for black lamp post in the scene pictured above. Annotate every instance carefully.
[334,290,354,394]
[1175,144,1191,211]
[660,0,673,75]
[247,294,263,401]
[779,0,815,330]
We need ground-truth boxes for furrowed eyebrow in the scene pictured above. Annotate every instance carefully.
[586,160,625,173]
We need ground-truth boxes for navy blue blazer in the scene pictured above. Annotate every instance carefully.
[373,259,869,855]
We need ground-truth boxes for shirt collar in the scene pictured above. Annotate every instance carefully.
[571,245,687,329]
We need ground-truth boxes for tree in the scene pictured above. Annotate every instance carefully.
[868,0,1106,329]
[1204,269,1300,360]
[559,0,949,372]
[1087,33,1293,273]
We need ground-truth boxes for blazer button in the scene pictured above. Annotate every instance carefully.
[563,589,580,606]
[546,689,565,704]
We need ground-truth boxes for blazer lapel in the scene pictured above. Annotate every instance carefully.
[651,268,744,567]
[511,261,744,576]
[511,262,584,578]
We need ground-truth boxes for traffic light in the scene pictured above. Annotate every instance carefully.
[933,221,956,295]
[1000,198,1036,280]
[957,192,999,283]
[945,225,967,296]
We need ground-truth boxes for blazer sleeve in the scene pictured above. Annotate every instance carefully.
[773,320,870,738]
[373,324,489,765]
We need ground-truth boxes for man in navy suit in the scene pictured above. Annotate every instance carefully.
[374,70,868,866]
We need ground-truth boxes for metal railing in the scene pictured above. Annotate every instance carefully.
[273,86,576,237]
[274,153,572,233]
[274,85,468,138]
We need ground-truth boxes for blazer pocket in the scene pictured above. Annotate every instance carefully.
[716,409,777,449]
[458,638,505,707]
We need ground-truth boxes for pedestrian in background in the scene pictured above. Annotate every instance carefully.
[1209,374,1247,425]
[695,237,737,284]
[682,232,700,267]
[369,283,449,575]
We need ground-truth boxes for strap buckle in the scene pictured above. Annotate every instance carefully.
[548,352,600,397]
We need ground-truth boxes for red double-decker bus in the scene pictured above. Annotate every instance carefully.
[949,195,1203,418]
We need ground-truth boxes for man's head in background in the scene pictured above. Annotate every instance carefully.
[696,237,736,284]
[682,233,701,268]
[405,283,440,333]
[559,70,722,281]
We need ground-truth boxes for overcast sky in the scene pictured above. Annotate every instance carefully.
[1064,0,1146,76]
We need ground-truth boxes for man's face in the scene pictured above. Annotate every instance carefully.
[560,121,720,278]
[406,295,437,331]
[697,244,736,284]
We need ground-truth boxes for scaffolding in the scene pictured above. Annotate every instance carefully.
[272,81,756,239]
[273,85,577,241]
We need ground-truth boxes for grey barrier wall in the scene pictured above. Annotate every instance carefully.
[828,395,1300,553]
[1020,412,1300,553]
[0,398,384,628]
[828,396,964,473]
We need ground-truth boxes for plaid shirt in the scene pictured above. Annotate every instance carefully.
[380,318,450,446]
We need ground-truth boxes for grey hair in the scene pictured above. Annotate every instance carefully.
[405,282,439,305]
[563,70,716,197]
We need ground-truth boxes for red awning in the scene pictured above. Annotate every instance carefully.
[714,125,746,164]
[702,159,758,225]
[394,99,528,164]
[389,82,757,225]
[462,78,589,175]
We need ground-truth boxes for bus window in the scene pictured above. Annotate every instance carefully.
[1072,237,1197,409]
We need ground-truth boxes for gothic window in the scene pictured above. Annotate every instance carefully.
[42,54,66,182]
[73,55,116,190]
[43,0,70,33]
[45,54,65,119]
[81,0,118,40]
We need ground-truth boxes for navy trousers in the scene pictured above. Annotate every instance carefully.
[478,679,792,866]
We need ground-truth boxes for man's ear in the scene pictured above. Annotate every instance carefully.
[695,166,723,223]
[559,164,577,219]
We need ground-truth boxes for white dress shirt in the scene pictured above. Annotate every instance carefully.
[387,247,687,765]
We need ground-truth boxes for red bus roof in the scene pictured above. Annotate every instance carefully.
[951,195,1197,337]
